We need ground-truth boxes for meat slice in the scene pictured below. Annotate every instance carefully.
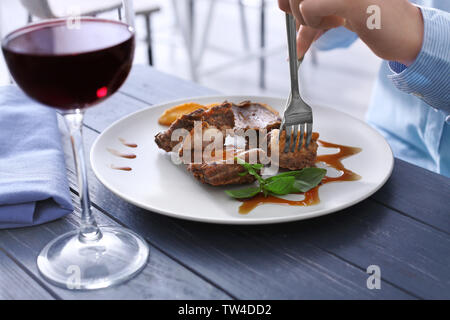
[154,101,281,152]
[187,162,255,186]
[178,121,260,186]
[185,147,265,186]
[231,101,281,132]
[268,129,319,170]
[155,103,235,152]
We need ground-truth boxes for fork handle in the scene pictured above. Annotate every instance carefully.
[285,13,300,98]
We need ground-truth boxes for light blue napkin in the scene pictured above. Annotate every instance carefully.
[0,86,73,229]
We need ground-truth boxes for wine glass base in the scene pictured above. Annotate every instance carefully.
[37,226,149,290]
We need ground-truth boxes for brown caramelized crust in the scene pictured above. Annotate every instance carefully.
[155,104,235,152]
[187,162,256,186]
[155,101,281,152]
[269,130,319,170]
[179,122,258,185]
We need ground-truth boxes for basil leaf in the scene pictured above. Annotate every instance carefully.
[292,167,327,192]
[251,163,264,170]
[264,176,296,195]
[228,162,326,200]
[247,167,257,176]
[236,157,262,172]
[265,170,302,183]
[225,186,261,199]
[236,158,265,184]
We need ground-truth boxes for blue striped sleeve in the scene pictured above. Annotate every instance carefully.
[388,7,450,114]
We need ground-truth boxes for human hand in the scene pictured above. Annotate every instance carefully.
[278,0,424,65]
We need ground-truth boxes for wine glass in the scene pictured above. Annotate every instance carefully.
[1,0,149,290]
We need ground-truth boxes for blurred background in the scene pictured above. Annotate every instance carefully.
[0,0,381,120]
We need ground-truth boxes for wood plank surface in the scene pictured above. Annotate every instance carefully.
[1,66,449,299]
[78,67,450,299]
[71,126,450,298]
[0,249,55,300]
[0,200,231,300]
[69,114,406,298]
[372,159,450,234]
[65,139,415,299]
[120,65,218,104]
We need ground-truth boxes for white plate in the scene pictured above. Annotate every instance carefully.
[90,95,393,224]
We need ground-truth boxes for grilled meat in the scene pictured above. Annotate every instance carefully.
[187,162,255,186]
[268,129,319,170]
[155,100,318,186]
[155,101,281,152]
[154,103,234,152]
[231,101,281,132]
[178,122,261,185]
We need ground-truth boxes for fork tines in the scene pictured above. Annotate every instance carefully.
[280,121,313,153]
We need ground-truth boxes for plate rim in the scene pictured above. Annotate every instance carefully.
[90,95,394,225]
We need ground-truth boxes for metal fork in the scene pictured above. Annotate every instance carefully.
[279,13,313,153]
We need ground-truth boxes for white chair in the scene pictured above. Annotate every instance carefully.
[20,0,123,20]
[20,0,160,65]
[134,0,161,65]
[173,0,275,89]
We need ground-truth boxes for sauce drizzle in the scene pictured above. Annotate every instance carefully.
[119,138,138,148]
[107,148,136,159]
[109,138,138,172]
[238,140,362,214]
[110,165,132,171]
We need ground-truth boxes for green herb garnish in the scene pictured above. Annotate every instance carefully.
[225,158,326,199]
[225,186,261,199]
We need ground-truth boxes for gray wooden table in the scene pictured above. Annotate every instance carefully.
[0,65,449,300]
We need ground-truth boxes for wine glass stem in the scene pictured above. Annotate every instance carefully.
[63,110,102,243]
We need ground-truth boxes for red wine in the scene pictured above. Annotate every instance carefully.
[2,18,135,110]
